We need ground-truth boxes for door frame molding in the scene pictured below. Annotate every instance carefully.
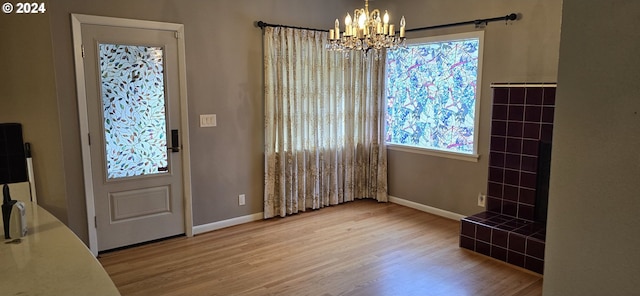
[71,14,193,255]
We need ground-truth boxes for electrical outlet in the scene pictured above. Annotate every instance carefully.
[239,194,246,206]
[478,193,486,207]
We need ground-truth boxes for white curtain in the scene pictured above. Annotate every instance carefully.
[263,26,388,219]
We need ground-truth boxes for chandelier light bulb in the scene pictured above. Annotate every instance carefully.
[358,12,366,29]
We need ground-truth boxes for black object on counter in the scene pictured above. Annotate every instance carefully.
[2,184,16,239]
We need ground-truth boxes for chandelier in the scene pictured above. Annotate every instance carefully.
[327,0,406,54]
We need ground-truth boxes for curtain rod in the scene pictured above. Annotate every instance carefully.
[406,13,518,32]
[256,13,519,33]
[255,21,328,32]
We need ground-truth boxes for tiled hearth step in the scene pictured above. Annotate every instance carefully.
[460,211,546,274]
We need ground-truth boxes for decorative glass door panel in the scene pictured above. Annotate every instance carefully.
[98,43,168,179]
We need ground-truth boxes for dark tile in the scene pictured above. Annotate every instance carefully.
[491,229,508,248]
[493,104,508,120]
[542,107,555,123]
[493,88,509,104]
[488,182,503,198]
[508,105,524,121]
[503,201,518,217]
[505,154,521,170]
[504,169,520,186]
[476,241,491,256]
[541,124,554,142]
[509,88,526,104]
[507,251,526,268]
[521,156,538,173]
[525,256,545,274]
[519,188,536,205]
[461,220,476,237]
[522,140,540,156]
[487,197,502,213]
[487,215,514,225]
[509,233,527,253]
[520,172,537,189]
[469,211,501,220]
[476,225,492,243]
[506,138,522,154]
[526,238,546,260]
[514,223,545,236]
[518,204,535,221]
[491,245,508,261]
[503,185,519,202]
[543,87,556,105]
[502,219,530,231]
[531,230,546,241]
[489,167,504,183]
[524,106,542,122]
[497,222,520,232]
[507,122,523,137]
[491,120,507,136]
[465,216,484,223]
[464,216,483,223]
[489,152,505,167]
[460,235,475,250]
[523,123,541,139]
[496,223,518,232]
[490,136,506,152]
[483,218,506,227]
[525,87,543,105]
[533,223,546,235]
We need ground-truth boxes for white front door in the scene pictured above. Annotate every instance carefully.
[72,15,192,253]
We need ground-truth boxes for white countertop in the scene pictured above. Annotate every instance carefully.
[0,202,120,295]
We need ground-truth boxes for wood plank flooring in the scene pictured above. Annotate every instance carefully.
[98,200,542,296]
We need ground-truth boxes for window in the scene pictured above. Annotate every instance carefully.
[385,31,484,161]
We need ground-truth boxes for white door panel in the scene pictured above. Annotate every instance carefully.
[81,23,185,251]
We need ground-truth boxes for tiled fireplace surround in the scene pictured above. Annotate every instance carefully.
[459,84,555,274]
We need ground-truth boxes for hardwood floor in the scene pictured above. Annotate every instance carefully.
[98,200,542,296]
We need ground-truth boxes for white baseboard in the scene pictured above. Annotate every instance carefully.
[192,198,464,235]
[389,196,466,221]
[193,212,264,235]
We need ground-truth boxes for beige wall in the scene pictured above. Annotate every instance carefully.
[0,0,69,222]
[543,0,640,294]
[45,0,358,242]
[4,0,562,242]
[6,1,640,293]
[378,0,562,216]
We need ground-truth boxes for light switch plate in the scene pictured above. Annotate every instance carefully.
[239,194,246,206]
[200,114,216,127]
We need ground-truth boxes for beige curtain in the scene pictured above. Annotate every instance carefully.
[263,26,387,219]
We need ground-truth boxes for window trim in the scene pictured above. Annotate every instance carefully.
[387,143,480,162]
[384,31,485,161]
